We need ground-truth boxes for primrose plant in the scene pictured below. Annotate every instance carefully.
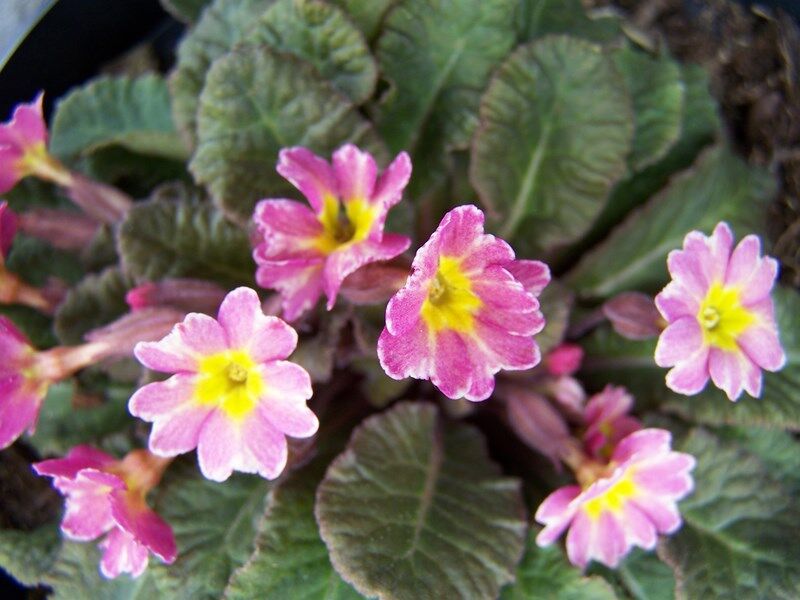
[0,0,797,598]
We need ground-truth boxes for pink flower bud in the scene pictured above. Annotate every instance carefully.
[545,343,584,376]
[17,208,99,251]
[504,386,572,468]
[603,292,663,340]
[126,279,227,315]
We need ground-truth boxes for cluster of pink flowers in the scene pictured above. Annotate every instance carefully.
[0,110,783,580]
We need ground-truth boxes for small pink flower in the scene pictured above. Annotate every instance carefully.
[655,222,785,400]
[0,316,46,449]
[378,205,549,401]
[253,145,412,321]
[546,343,584,377]
[0,93,61,193]
[535,429,695,569]
[583,385,641,460]
[34,446,177,578]
[0,200,18,261]
[130,287,318,481]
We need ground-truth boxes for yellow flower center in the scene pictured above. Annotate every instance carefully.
[420,256,483,333]
[194,350,265,419]
[696,282,755,351]
[583,475,637,519]
[315,194,376,254]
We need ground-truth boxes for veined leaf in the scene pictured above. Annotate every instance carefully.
[250,0,377,104]
[0,523,61,587]
[224,458,361,599]
[375,0,517,195]
[661,429,800,598]
[329,0,396,40]
[612,46,684,171]
[50,75,187,161]
[316,402,527,600]
[501,535,617,599]
[517,0,622,43]
[471,36,633,252]
[566,145,774,298]
[190,45,385,222]
[169,0,273,147]
[117,185,255,286]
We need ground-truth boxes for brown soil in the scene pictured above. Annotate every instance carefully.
[593,0,800,286]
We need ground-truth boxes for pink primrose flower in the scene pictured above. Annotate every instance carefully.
[582,385,642,460]
[130,287,318,481]
[253,144,412,321]
[546,343,584,377]
[378,205,549,401]
[0,316,47,449]
[535,429,695,569]
[34,446,176,578]
[0,93,69,193]
[655,222,785,400]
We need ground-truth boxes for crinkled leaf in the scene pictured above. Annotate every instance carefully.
[44,539,160,600]
[161,0,213,23]
[717,426,800,495]
[501,536,617,599]
[566,145,774,298]
[471,36,633,252]
[54,267,134,345]
[316,402,527,600]
[0,523,60,587]
[250,0,377,104]
[516,0,622,43]
[117,187,255,286]
[224,457,361,599]
[6,233,84,287]
[329,0,395,40]
[81,146,189,198]
[375,0,516,196]
[169,0,273,147]
[561,63,719,267]
[27,381,134,456]
[148,463,269,599]
[191,45,386,222]
[50,75,188,161]
[616,549,676,600]
[612,46,684,171]
[661,428,800,598]
[664,285,800,430]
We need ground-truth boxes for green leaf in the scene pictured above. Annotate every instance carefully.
[0,523,61,587]
[169,0,273,147]
[566,145,774,298]
[160,0,213,23]
[617,549,676,600]
[45,539,160,600]
[470,36,633,252]
[224,457,361,599]
[0,304,56,348]
[660,428,800,598]
[612,46,684,171]
[117,185,255,286]
[6,233,84,287]
[664,285,800,430]
[375,0,517,195]
[501,535,617,599]
[716,427,800,495]
[517,0,622,43]
[557,63,719,268]
[190,45,386,222]
[50,74,188,161]
[27,381,134,456]
[537,281,574,356]
[329,0,396,40]
[81,146,190,198]
[316,402,527,600]
[250,0,377,104]
[54,267,134,345]
[149,463,269,599]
